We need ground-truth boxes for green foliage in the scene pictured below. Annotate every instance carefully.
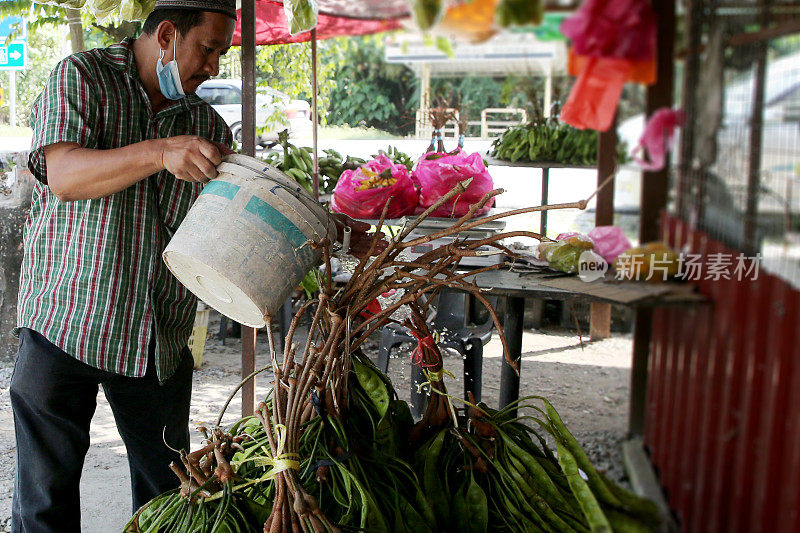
[1,1,64,44]
[325,35,417,136]
[490,119,631,166]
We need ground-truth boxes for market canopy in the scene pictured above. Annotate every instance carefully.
[232,0,403,46]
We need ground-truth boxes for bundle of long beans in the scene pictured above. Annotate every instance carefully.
[126,177,660,532]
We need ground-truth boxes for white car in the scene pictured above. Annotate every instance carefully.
[196,79,312,146]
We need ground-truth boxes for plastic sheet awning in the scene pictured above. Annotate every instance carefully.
[232,0,404,46]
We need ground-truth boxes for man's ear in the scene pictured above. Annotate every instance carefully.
[155,20,177,50]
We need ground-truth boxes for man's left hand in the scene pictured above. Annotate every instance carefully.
[331,213,388,259]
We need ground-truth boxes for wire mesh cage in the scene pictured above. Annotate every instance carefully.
[676,0,800,287]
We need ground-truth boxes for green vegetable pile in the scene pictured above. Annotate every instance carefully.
[125,188,660,532]
[490,119,630,166]
[125,359,660,533]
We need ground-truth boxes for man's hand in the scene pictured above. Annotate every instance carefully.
[160,136,223,184]
[332,213,388,259]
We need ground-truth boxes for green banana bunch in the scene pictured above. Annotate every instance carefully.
[260,137,348,194]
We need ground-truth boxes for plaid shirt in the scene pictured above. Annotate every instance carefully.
[18,39,232,380]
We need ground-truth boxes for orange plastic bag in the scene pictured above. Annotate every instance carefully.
[438,0,498,43]
[560,57,630,131]
[568,48,655,85]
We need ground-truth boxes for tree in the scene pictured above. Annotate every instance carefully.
[325,35,417,135]
[0,1,140,53]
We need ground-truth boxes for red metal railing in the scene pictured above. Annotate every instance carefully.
[646,213,800,531]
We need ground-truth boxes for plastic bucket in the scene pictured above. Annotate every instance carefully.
[164,154,335,328]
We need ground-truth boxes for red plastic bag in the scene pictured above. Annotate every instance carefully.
[560,0,656,62]
[560,57,630,131]
[331,154,418,219]
[413,149,494,218]
[632,108,685,171]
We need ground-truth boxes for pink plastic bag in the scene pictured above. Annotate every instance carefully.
[587,226,631,263]
[331,154,418,219]
[632,108,685,171]
[559,0,657,132]
[413,149,494,218]
[560,0,656,62]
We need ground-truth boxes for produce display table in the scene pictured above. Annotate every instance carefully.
[483,156,595,236]
[459,268,702,414]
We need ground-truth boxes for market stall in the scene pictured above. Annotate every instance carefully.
[20,0,800,529]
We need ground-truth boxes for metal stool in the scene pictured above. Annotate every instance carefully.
[376,289,497,418]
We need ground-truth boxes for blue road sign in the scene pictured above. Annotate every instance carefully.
[0,41,26,70]
[0,15,26,41]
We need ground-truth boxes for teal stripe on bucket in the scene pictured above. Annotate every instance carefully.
[244,196,307,249]
[203,180,241,200]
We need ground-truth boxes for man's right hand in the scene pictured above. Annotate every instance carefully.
[160,136,223,184]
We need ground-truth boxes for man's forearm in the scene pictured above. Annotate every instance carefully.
[44,140,164,202]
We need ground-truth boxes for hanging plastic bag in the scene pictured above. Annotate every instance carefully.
[632,108,685,171]
[559,0,657,131]
[568,48,655,85]
[284,0,319,35]
[408,0,445,31]
[331,154,418,219]
[413,149,495,218]
[438,0,498,43]
[496,0,544,28]
[89,0,122,22]
[559,57,630,131]
[117,0,155,21]
[560,0,656,61]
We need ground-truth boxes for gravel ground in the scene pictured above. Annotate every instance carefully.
[0,312,632,531]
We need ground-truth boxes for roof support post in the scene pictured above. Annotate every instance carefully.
[240,0,257,418]
[629,0,675,438]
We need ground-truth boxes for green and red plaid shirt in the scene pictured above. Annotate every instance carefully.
[18,38,232,380]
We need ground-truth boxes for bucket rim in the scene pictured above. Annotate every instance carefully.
[213,163,335,242]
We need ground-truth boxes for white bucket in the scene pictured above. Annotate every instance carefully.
[163,154,335,328]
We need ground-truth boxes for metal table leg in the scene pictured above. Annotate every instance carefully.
[540,167,550,236]
[463,339,483,403]
[500,296,525,416]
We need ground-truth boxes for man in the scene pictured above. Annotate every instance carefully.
[13,1,264,530]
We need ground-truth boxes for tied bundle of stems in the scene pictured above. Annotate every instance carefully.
[427,105,457,153]
[126,172,648,532]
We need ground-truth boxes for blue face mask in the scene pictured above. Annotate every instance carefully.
[156,36,185,100]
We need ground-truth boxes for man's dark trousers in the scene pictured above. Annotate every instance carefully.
[10,328,193,532]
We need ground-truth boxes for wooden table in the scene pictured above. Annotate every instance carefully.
[459,268,702,415]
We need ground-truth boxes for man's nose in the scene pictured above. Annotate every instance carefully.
[205,55,220,77]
